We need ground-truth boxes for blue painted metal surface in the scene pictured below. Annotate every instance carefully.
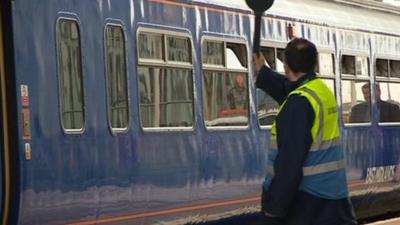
[6,0,400,224]
[10,1,266,224]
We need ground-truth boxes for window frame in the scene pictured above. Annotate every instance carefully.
[201,35,250,131]
[317,49,336,77]
[260,40,286,73]
[56,16,86,134]
[257,41,286,130]
[340,51,372,127]
[136,27,196,132]
[375,54,400,127]
[375,55,400,79]
[104,22,130,134]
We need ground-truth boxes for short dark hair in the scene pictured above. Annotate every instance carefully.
[362,83,380,91]
[284,38,317,73]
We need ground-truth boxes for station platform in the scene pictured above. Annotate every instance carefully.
[366,217,400,225]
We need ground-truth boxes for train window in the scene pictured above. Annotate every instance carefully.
[262,47,276,70]
[318,53,335,76]
[317,53,335,95]
[376,59,400,78]
[203,41,224,66]
[105,25,129,130]
[376,82,400,123]
[342,55,369,76]
[167,36,191,62]
[342,80,371,124]
[257,46,284,126]
[57,19,84,131]
[277,49,285,72]
[376,59,389,77]
[341,55,355,75]
[356,56,369,76]
[390,60,400,78]
[202,41,249,127]
[227,43,247,68]
[257,88,279,126]
[388,83,400,108]
[261,47,285,72]
[138,32,194,128]
[341,54,370,125]
[138,33,163,60]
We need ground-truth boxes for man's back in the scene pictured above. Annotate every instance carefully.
[254,38,357,225]
[349,100,400,123]
[378,100,400,122]
[349,102,370,123]
[257,72,356,225]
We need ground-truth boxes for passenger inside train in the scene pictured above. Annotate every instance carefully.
[350,83,400,123]
[227,74,247,110]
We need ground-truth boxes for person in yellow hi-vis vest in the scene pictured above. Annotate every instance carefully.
[253,38,357,225]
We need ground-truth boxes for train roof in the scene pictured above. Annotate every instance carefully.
[191,0,400,36]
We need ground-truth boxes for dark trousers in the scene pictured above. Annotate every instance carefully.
[260,190,358,225]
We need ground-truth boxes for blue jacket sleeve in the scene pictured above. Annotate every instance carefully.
[262,94,315,217]
[255,66,288,105]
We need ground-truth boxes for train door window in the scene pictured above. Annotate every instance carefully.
[105,25,129,131]
[202,40,249,127]
[57,19,84,131]
[390,60,400,78]
[138,31,194,129]
[341,54,370,125]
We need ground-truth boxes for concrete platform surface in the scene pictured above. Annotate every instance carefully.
[366,217,400,225]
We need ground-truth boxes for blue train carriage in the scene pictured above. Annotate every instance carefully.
[1,0,400,224]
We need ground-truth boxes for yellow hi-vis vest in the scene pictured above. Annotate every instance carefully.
[263,78,349,199]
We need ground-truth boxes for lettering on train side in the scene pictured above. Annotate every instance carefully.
[365,165,396,184]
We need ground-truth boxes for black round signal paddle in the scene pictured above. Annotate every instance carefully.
[245,0,274,53]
